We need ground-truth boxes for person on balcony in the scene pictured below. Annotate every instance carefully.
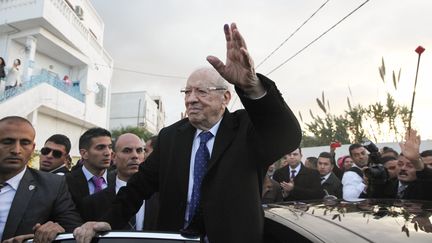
[0,57,6,82]
[5,59,22,91]
[63,75,72,86]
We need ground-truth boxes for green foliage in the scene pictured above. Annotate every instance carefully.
[111,126,153,142]
[302,57,409,146]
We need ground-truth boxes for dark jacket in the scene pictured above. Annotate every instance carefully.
[104,74,301,243]
[273,163,325,201]
[2,168,82,241]
[368,167,432,200]
[322,172,343,198]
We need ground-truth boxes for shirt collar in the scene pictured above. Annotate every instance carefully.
[289,162,302,173]
[322,172,331,181]
[82,164,107,182]
[6,167,27,191]
[194,117,222,139]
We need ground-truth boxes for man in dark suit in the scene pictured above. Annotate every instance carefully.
[39,134,72,175]
[273,148,324,201]
[0,116,82,242]
[317,152,342,198]
[81,133,158,230]
[66,128,115,218]
[367,129,432,200]
[74,23,301,243]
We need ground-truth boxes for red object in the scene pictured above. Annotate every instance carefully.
[330,141,341,149]
[415,46,425,54]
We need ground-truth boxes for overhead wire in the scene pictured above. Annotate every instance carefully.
[95,63,187,79]
[255,0,330,69]
[265,0,370,76]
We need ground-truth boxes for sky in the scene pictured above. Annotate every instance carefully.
[91,0,432,142]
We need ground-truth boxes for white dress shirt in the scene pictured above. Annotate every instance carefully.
[342,164,365,200]
[116,177,145,230]
[289,163,302,178]
[82,165,108,195]
[0,167,27,240]
[185,118,222,224]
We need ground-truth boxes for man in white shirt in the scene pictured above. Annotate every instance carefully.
[342,143,369,200]
[0,116,82,242]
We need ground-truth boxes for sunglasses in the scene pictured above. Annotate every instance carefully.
[40,147,64,158]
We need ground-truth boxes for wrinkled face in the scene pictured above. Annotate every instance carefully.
[343,157,354,170]
[384,159,400,179]
[114,134,144,180]
[397,156,417,183]
[184,69,230,131]
[0,120,35,179]
[422,156,432,169]
[81,136,112,173]
[317,157,333,176]
[39,141,67,172]
[350,147,368,168]
[285,149,302,168]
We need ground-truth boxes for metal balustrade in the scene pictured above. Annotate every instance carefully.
[0,71,85,103]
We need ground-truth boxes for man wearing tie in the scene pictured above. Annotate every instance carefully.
[66,127,115,216]
[80,133,146,230]
[74,23,301,243]
[273,148,324,201]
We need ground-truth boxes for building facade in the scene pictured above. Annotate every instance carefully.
[0,0,113,156]
[110,91,165,135]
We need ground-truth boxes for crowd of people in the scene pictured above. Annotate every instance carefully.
[0,23,431,243]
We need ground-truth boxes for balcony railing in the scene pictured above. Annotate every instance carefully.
[0,70,85,103]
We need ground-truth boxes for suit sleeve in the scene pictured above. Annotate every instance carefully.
[52,177,83,232]
[236,73,302,166]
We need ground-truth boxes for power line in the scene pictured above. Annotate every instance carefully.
[95,63,187,79]
[266,0,370,76]
[256,0,330,69]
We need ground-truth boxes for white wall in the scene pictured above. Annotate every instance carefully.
[35,112,87,156]
[34,51,71,78]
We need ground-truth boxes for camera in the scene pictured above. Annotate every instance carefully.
[362,139,389,185]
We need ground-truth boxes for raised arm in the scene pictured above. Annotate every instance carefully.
[207,23,265,98]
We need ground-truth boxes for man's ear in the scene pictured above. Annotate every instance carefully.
[223,90,231,106]
[79,149,88,160]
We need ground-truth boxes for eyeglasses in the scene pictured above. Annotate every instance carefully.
[40,147,64,158]
[180,87,226,98]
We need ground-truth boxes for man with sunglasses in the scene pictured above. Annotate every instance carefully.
[39,134,71,175]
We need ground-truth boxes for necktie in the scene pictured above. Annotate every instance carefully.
[188,131,214,224]
[321,177,325,184]
[91,176,105,193]
[290,170,296,180]
[397,183,408,199]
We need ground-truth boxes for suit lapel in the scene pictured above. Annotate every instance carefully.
[74,168,89,197]
[206,110,238,173]
[3,169,36,239]
[174,122,196,201]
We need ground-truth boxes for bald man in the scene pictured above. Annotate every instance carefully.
[80,133,146,230]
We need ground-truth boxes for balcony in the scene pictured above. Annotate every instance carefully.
[0,69,84,103]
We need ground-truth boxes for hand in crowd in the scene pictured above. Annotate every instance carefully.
[73,221,111,243]
[206,23,265,98]
[399,128,424,170]
[280,180,295,197]
[32,221,65,243]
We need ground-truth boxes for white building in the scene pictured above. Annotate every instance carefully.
[0,0,113,156]
[110,91,165,135]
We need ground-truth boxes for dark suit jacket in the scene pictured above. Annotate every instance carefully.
[322,172,342,198]
[65,167,115,216]
[273,163,325,201]
[80,174,159,231]
[2,168,82,241]
[104,74,301,243]
[368,167,432,200]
